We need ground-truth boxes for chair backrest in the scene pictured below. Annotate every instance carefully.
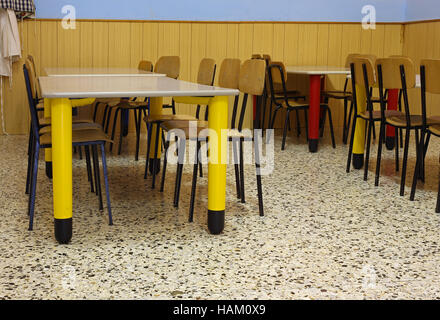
[376,57,416,125]
[420,59,440,95]
[376,57,416,90]
[218,58,241,89]
[154,56,180,79]
[23,64,41,141]
[197,58,216,86]
[351,56,376,87]
[25,58,38,101]
[252,54,263,60]
[349,57,377,120]
[138,60,153,72]
[239,59,266,96]
[230,59,266,131]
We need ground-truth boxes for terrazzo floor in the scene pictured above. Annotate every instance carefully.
[1,129,440,300]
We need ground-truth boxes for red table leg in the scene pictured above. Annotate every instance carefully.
[308,75,321,152]
[386,89,399,150]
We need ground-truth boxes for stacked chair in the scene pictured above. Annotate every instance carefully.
[23,62,113,230]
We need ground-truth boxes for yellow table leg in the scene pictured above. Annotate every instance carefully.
[51,98,73,244]
[352,84,367,169]
[148,97,163,169]
[208,96,228,234]
[44,98,53,178]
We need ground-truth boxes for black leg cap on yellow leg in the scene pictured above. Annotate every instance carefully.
[45,161,53,179]
[208,210,225,235]
[308,139,318,153]
[386,136,395,151]
[353,153,364,170]
[148,159,161,175]
[55,218,72,244]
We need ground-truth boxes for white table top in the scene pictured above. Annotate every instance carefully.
[286,66,351,75]
[39,75,239,99]
[44,67,165,77]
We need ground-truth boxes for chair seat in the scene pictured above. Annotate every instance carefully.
[115,99,148,109]
[279,99,310,109]
[322,90,352,100]
[161,121,209,139]
[39,117,95,127]
[144,114,198,123]
[387,115,440,128]
[39,122,102,134]
[359,109,403,120]
[97,98,122,107]
[429,125,440,136]
[40,129,112,146]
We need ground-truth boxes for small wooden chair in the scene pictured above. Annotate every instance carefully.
[375,57,440,196]
[160,58,265,220]
[410,59,440,206]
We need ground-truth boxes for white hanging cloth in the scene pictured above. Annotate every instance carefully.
[0,8,21,77]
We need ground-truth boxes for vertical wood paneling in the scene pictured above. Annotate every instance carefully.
[2,20,405,134]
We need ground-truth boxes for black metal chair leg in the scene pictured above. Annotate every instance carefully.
[174,138,186,208]
[110,108,120,152]
[347,114,358,173]
[295,109,301,137]
[233,138,241,199]
[26,131,35,195]
[198,141,203,178]
[395,127,399,172]
[78,146,83,160]
[342,98,348,144]
[144,121,153,179]
[101,105,109,128]
[410,129,422,201]
[105,108,113,134]
[254,134,264,217]
[85,146,94,193]
[240,139,245,204]
[364,121,373,181]
[304,109,309,142]
[344,100,354,144]
[160,141,169,193]
[151,123,161,189]
[326,106,336,149]
[92,145,103,211]
[281,110,290,151]
[135,109,142,161]
[28,143,40,231]
[100,144,113,225]
[400,129,411,196]
[118,108,125,155]
[189,141,200,222]
[375,123,385,187]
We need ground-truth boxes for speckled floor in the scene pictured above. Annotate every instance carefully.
[1,128,440,300]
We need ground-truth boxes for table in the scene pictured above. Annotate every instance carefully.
[286,66,351,152]
[39,75,239,244]
[43,68,166,176]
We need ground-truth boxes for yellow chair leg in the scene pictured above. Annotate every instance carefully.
[208,96,228,234]
[51,98,73,244]
[352,84,367,169]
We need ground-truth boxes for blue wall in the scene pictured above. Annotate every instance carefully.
[405,0,440,21]
[35,0,407,22]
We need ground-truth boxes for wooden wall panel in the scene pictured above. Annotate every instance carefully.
[1,20,404,135]
[403,21,440,117]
